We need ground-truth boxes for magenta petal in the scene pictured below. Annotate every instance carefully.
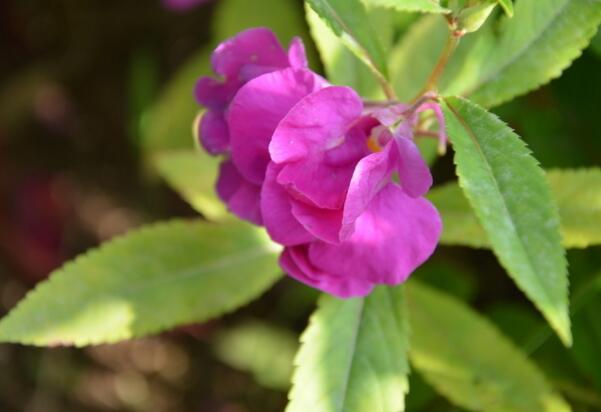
[200,111,229,155]
[277,156,355,209]
[211,28,289,79]
[195,76,237,110]
[281,245,375,298]
[269,86,363,163]
[261,163,313,245]
[290,199,342,244]
[228,68,325,185]
[216,160,262,225]
[287,37,308,69]
[341,142,397,240]
[394,136,433,198]
[310,183,442,286]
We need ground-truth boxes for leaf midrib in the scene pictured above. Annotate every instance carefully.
[444,98,556,309]
[337,298,365,412]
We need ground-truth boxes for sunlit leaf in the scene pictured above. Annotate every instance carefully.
[455,0,601,107]
[153,149,226,221]
[286,286,409,412]
[442,96,570,345]
[305,0,389,80]
[363,0,449,14]
[407,281,571,412]
[391,0,601,107]
[0,220,281,346]
[214,320,298,390]
[430,168,601,249]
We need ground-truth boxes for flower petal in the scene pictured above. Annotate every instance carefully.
[199,111,229,155]
[269,86,363,163]
[290,199,342,244]
[228,68,325,185]
[394,135,433,198]
[341,141,397,240]
[310,183,441,286]
[261,163,313,245]
[211,27,289,79]
[216,160,262,225]
[280,245,374,298]
[287,37,308,69]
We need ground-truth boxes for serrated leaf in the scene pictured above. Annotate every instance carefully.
[406,281,571,412]
[430,168,601,249]
[214,320,298,390]
[441,96,571,345]
[391,0,601,108]
[305,0,389,80]
[0,220,281,346]
[363,0,449,13]
[286,286,409,412]
[459,0,601,107]
[141,48,210,153]
[153,149,226,221]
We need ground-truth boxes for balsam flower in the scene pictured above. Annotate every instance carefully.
[263,86,442,297]
[195,28,442,297]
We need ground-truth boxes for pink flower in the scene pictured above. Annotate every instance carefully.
[264,87,442,297]
[195,28,442,297]
[195,27,308,155]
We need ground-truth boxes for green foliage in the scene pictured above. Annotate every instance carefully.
[497,0,514,17]
[429,168,601,249]
[363,0,449,13]
[214,320,298,390]
[286,286,409,412]
[214,0,311,49]
[592,27,601,57]
[153,149,226,221]
[305,0,389,79]
[390,0,601,107]
[407,281,571,412]
[571,271,601,391]
[441,96,570,345]
[140,48,210,153]
[0,220,281,346]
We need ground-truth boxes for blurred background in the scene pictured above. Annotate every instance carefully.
[1,0,600,411]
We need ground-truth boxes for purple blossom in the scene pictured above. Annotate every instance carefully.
[195,28,309,155]
[195,28,443,297]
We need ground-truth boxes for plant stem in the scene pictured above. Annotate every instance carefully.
[412,28,462,102]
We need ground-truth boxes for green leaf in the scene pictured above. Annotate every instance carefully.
[305,0,389,80]
[430,168,601,249]
[305,4,382,98]
[441,96,570,345]
[391,0,601,108]
[407,281,571,412]
[286,286,409,412]
[214,320,298,390]
[153,149,226,221]
[0,220,281,346]
[363,0,449,13]
[458,0,601,107]
[141,47,210,153]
